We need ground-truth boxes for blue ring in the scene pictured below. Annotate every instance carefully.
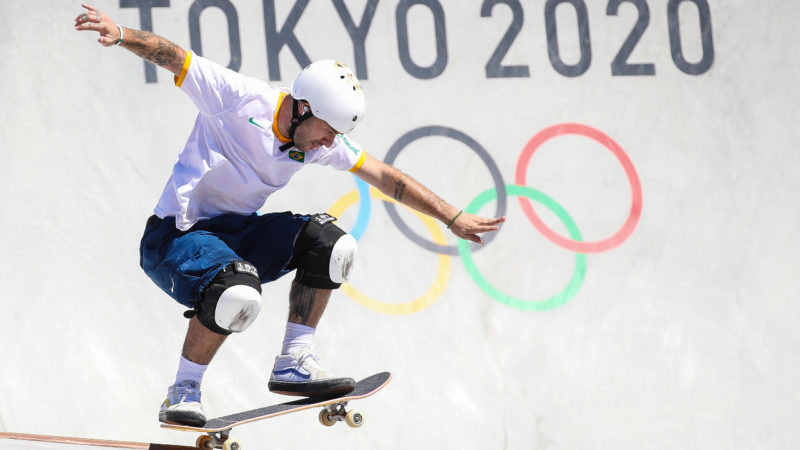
[349,175,372,241]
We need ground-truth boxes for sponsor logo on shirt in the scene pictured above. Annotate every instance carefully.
[339,134,361,156]
[248,117,266,129]
[288,150,305,162]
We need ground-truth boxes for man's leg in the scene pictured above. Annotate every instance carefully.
[160,260,263,425]
[141,214,267,426]
[183,316,227,365]
[288,280,330,327]
[268,280,356,397]
[173,317,227,390]
[157,317,226,426]
[280,281,331,370]
[227,212,357,397]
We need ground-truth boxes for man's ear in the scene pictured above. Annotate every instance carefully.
[299,100,310,114]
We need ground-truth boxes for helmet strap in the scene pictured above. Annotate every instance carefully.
[280,98,315,152]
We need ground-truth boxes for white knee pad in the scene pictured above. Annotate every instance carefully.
[329,233,357,283]
[198,261,263,335]
[215,285,262,333]
[290,213,358,289]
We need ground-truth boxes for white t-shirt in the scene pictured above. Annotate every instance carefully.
[154,51,367,231]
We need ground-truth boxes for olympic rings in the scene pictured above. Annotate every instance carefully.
[458,185,587,311]
[327,185,451,315]
[383,126,507,255]
[515,123,643,253]
[325,122,641,314]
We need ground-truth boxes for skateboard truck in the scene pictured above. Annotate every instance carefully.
[195,430,240,450]
[318,401,364,428]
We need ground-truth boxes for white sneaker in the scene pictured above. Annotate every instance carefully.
[268,347,355,398]
[159,380,206,426]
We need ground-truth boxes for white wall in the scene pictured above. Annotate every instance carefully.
[1,1,798,449]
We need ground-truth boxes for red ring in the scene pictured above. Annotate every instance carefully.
[515,123,642,253]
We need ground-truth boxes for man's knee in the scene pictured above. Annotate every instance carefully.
[289,213,357,289]
[197,261,263,335]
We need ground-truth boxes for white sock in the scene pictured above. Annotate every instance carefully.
[175,356,208,385]
[281,322,315,355]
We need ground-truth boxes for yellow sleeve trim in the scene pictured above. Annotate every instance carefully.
[174,51,193,87]
[349,150,367,173]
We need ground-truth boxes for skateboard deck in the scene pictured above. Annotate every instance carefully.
[161,372,391,449]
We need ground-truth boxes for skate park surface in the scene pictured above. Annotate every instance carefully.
[1,1,799,449]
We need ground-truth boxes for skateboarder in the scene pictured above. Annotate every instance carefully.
[75,3,504,427]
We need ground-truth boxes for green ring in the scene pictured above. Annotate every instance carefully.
[457,185,587,311]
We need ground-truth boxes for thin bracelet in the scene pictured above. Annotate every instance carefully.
[446,210,463,229]
[116,25,124,45]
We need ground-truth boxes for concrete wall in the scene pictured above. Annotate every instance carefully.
[1,1,798,449]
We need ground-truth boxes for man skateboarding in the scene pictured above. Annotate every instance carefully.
[75,3,504,427]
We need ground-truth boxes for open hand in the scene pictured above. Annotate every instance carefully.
[74,3,120,47]
[448,212,506,245]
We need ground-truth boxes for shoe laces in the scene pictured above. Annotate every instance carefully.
[297,352,322,367]
[172,380,202,403]
[293,347,325,370]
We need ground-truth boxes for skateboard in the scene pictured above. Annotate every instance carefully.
[161,372,391,450]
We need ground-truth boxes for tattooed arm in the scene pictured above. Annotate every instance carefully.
[74,3,186,75]
[354,154,505,244]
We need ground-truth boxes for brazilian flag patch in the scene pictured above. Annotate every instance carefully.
[288,150,305,163]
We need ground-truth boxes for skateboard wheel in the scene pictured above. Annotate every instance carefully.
[345,410,363,428]
[222,439,241,450]
[195,435,214,449]
[319,409,337,427]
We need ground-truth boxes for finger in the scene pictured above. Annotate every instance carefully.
[82,4,98,12]
[75,14,99,26]
[467,234,484,245]
[76,22,104,32]
[454,231,480,244]
[466,220,503,232]
[465,220,502,232]
[463,214,505,227]
[482,216,506,226]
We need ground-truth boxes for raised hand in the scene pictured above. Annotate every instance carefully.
[74,3,121,47]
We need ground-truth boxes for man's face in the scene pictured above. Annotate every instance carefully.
[292,115,338,151]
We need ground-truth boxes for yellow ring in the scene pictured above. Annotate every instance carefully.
[327,186,451,315]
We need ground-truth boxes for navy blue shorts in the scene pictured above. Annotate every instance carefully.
[139,212,309,308]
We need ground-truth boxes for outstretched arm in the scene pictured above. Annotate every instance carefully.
[74,3,186,76]
[354,154,505,244]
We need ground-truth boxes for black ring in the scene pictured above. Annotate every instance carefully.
[383,126,506,255]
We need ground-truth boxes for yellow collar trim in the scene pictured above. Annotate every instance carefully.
[273,92,291,143]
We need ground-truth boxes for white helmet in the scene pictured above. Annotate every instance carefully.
[291,60,366,134]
